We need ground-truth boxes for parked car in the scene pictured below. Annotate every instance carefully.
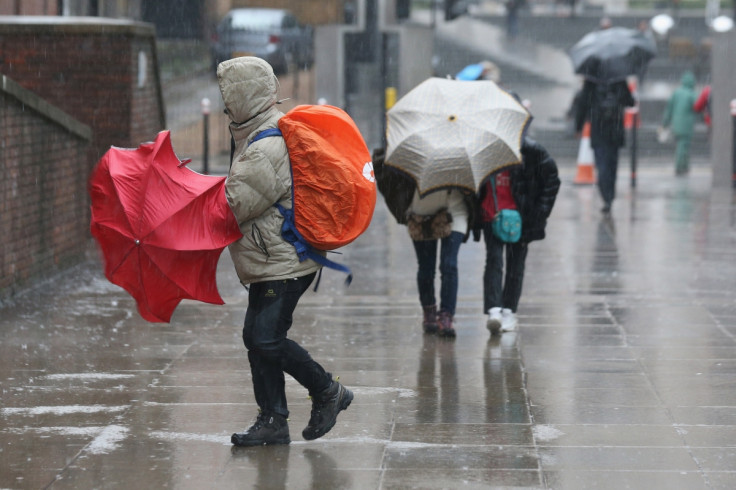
[211,8,314,75]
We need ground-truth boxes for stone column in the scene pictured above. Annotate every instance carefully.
[711,30,736,188]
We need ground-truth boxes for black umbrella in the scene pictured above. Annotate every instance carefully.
[568,27,657,82]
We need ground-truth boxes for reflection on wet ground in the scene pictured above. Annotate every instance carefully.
[2,166,736,488]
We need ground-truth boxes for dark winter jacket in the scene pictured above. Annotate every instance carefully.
[372,148,478,242]
[475,137,560,243]
[574,79,635,148]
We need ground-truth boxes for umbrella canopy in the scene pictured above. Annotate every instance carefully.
[385,77,531,196]
[89,131,242,323]
[568,27,657,82]
[455,63,484,81]
[455,61,501,82]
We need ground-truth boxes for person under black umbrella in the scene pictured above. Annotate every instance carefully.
[574,63,635,214]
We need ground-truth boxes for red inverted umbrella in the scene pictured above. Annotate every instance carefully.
[89,131,242,323]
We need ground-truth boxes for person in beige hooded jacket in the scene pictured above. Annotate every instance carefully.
[218,57,353,447]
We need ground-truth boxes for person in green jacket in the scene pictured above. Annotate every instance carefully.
[662,71,697,175]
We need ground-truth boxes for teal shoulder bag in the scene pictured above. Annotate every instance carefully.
[490,179,522,243]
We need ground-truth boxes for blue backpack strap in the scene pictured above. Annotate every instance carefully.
[275,203,353,289]
[248,128,282,146]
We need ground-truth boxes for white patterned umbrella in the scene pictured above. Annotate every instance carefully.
[385,77,531,196]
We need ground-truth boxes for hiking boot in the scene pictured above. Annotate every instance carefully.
[422,304,438,334]
[487,307,502,335]
[302,379,353,441]
[231,411,290,447]
[501,308,518,332]
[437,311,456,338]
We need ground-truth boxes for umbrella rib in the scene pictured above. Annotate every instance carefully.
[142,242,216,296]
[108,244,137,279]
[135,245,178,322]
[141,184,226,250]
[135,164,156,238]
[137,163,224,247]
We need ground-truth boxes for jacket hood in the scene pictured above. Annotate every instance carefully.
[217,57,280,124]
[680,71,695,88]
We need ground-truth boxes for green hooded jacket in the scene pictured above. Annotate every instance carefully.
[662,71,697,138]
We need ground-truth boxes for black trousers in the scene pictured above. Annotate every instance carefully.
[592,143,620,206]
[482,224,529,313]
[242,272,331,418]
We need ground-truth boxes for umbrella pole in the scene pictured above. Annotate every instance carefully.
[630,111,638,188]
[201,98,211,175]
[732,99,736,188]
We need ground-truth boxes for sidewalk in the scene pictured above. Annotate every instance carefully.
[2,163,736,488]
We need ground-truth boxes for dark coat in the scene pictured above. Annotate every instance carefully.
[475,137,560,243]
[372,148,478,242]
[574,79,635,148]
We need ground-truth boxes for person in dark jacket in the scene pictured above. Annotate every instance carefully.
[373,148,478,338]
[476,137,560,334]
[574,76,635,214]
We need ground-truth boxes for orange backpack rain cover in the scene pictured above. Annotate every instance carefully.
[278,105,376,250]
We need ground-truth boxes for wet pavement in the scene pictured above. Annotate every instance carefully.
[3,9,736,489]
[2,162,736,489]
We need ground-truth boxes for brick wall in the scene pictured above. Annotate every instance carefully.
[232,0,345,25]
[0,18,165,300]
[0,0,59,15]
[0,18,165,161]
[0,0,141,17]
[1,76,92,300]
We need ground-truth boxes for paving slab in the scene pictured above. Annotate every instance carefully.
[2,163,736,488]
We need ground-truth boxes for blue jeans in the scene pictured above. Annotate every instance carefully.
[483,224,529,313]
[412,231,464,316]
[243,272,331,418]
[593,143,619,206]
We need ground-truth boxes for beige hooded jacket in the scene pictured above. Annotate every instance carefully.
[218,57,321,285]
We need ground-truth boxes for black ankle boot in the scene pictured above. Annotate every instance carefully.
[302,380,353,441]
[231,411,290,447]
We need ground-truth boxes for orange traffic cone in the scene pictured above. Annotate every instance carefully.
[574,121,596,185]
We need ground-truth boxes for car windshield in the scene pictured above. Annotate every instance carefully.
[229,10,283,30]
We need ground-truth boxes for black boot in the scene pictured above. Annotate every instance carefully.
[231,411,290,447]
[302,380,353,441]
[422,304,438,334]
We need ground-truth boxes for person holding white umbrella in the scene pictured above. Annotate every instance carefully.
[379,77,531,338]
[406,187,475,338]
[373,147,476,338]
